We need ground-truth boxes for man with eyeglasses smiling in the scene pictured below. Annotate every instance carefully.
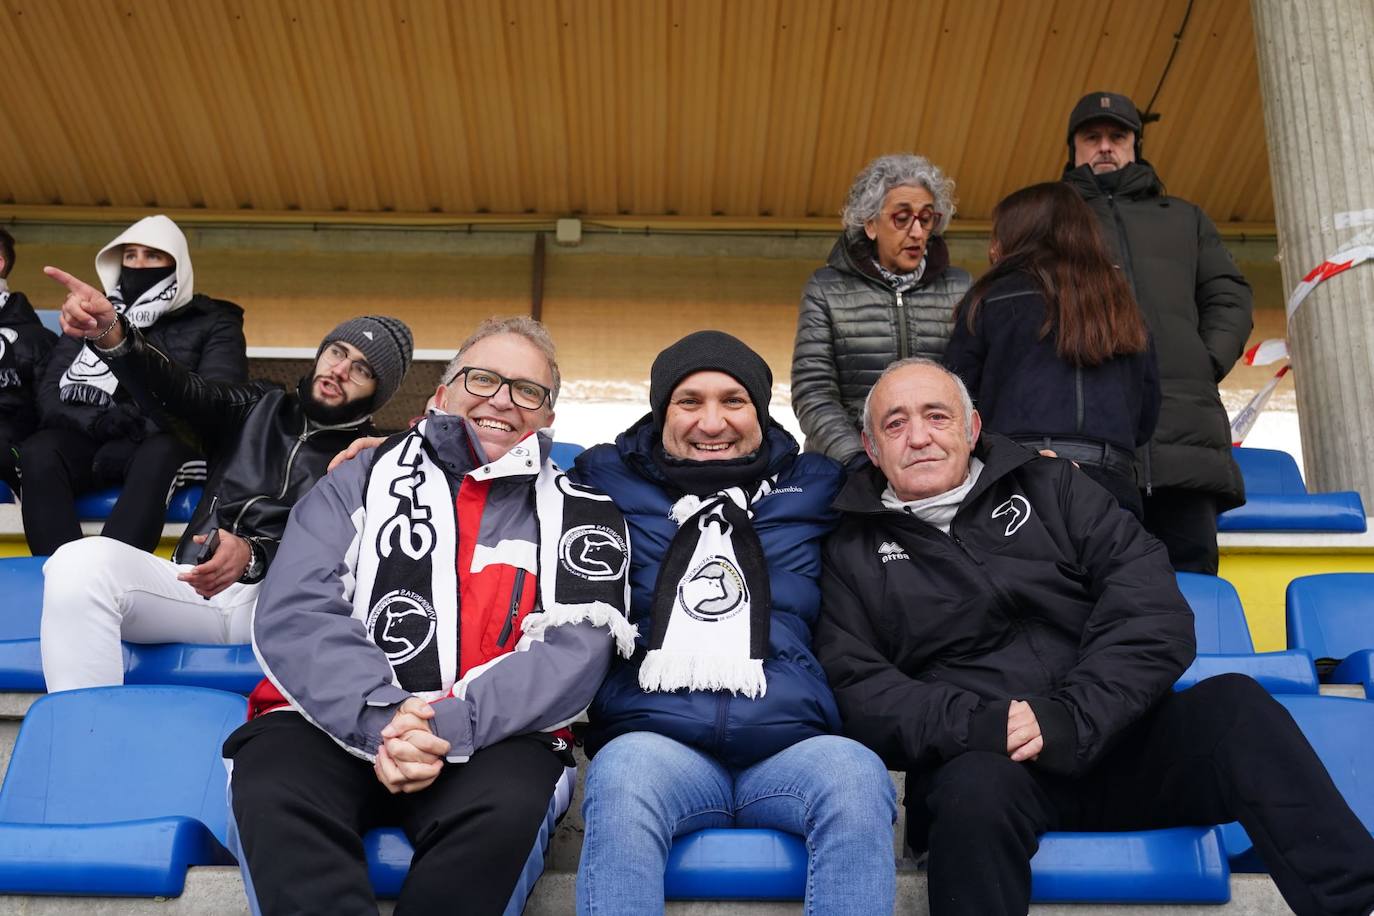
[40,296,414,694]
[228,316,634,915]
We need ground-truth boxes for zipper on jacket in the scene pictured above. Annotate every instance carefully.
[497,568,527,648]
[232,421,311,534]
[895,290,910,360]
[713,692,731,754]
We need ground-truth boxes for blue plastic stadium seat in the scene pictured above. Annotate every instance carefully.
[76,484,204,523]
[0,481,13,503]
[550,441,585,470]
[1287,573,1374,696]
[0,686,245,896]
[1218,491,1366,532]
[666,829,806,899]
[0,557,49,691]
[1030,828,1230,903]
[1224,695,1374,869]
[662,826,1229,904]
[1176,572,1253,653]
[1172,572,1318,694]
[0,555,263,693]
[1174,652,1319,694]
[1231,447,1308,496]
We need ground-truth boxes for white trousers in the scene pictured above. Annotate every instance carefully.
[40,536,259,692]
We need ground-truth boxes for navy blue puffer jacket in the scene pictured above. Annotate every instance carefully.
[571,415,844,768]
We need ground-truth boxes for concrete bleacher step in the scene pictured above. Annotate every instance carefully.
[0,868,1295,914]
[0,689,1336,914]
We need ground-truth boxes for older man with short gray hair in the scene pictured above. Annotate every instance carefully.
[818,358,1374,916]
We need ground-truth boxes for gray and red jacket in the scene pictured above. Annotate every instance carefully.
[250,414,635,763]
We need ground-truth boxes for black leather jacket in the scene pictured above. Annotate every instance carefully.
[97,320,375,574]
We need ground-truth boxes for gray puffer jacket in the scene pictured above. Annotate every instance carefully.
[792,231,971,462]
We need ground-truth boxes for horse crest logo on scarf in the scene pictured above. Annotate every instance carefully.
[678,555,749,622]
[367,588,438,664]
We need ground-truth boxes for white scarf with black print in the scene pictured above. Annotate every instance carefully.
[59,273,179,407]
[639,480,774,699]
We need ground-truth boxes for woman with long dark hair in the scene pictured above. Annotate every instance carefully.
[943,182,1159,517]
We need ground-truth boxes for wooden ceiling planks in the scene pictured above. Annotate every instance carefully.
[4,0,1275,225]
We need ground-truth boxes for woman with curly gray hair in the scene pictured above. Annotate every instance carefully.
[791,153,971,464]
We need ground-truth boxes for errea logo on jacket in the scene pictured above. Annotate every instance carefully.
[878,541,910,563]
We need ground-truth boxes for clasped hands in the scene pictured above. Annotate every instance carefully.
[1007,699,1042,763]
[374,697,451,794]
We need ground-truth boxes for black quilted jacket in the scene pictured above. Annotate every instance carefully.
[791,231,971,462]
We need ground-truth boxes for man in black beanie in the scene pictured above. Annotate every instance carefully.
[1061,91,1253,573]
[569,330,899,913]
[41,269,414,690]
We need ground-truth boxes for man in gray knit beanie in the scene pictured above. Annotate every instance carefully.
[40,292,417,693]
[314,315,415,417]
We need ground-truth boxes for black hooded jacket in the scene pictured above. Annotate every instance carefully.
[792,232,971,463]
[815,434,1195,778]
[0,291,57,443]
[97,320,375,574]
[37,293,246,444]
[1063,161,1252,506]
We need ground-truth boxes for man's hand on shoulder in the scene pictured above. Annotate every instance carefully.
[374,697,451,794]
[328,435,386,473]
[1007,699,1043,763]
[176,529,252,598]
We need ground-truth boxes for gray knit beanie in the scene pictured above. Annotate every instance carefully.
[650,330,772,434]
[318,315,415,408]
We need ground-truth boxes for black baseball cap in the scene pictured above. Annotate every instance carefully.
[1066,92,1143,141]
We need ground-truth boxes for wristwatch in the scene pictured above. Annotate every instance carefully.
[239,539,265,583]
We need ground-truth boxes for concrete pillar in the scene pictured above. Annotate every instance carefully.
[1250,0,1374,501]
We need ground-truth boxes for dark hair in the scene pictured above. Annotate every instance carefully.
[0,229,13,279]
[960,182,1147,366]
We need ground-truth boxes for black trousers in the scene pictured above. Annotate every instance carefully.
[17,427,196,555]
[1142,486,1220,574]
[226,712,567,916]
[906,676,1374,916]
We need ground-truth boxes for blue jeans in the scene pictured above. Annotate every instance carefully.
[577,732,897,915]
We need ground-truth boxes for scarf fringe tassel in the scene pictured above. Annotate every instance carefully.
[639,650,767,699]
[523,602,640,659]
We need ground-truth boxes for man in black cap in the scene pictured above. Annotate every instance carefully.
[1062,91,1253,574]
[40,264,414,690]
[569,330,898,914]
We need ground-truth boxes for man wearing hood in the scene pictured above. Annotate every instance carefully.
[0,229,58,495]
[21,215,247,555]
[571,331,897,914]
[40,265,413,692]
[1062,92,1253,573]
[792,153,972,466]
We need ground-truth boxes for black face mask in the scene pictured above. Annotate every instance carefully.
[118,264,175,304]
[298,375,373,426]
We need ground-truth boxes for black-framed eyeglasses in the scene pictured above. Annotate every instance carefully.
[889,208,941,233]
[320,342,376,384]
[448,367,551,410]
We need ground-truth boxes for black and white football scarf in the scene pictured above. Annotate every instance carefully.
[353,425,636,699]
[640,482,773,698]
[59,274,179,407]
